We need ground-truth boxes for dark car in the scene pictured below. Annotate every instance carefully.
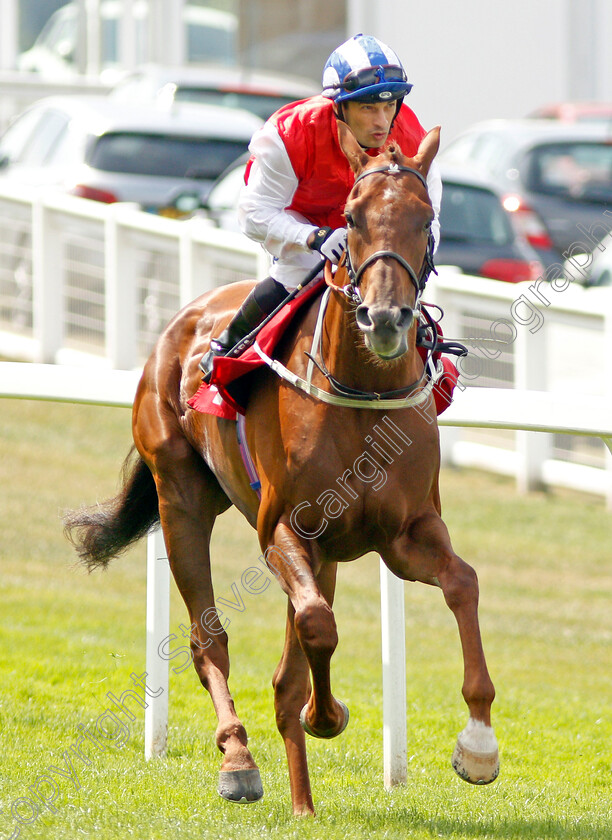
[436,164,544,283]
[439,119,612,269]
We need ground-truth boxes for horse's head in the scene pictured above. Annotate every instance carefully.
[338,122,440,360]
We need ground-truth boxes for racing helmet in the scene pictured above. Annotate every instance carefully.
[322,34,413,105]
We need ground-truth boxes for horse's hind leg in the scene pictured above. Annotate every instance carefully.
[387,508,499,785]
[140,427,263,803]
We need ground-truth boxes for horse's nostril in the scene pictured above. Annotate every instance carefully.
[355,304,372,329]
[398,307,414,328]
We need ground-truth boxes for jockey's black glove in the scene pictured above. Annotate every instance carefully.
[309,227,347,265]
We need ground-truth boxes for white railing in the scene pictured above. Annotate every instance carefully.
[429,269,612,500]
[1,361,610,787]
[0,184,268,369]
[1,181,611,501]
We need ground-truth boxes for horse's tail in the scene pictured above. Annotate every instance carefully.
[63,446,159,572]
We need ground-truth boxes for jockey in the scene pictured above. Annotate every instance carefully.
[201,33,442,374]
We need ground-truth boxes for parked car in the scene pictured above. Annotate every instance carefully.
[109,65,319,121]
[182,155,543,283]
[186,151,250,229]
[436,164,544,283]
[527,102,612,124]
[0,95,262,212]
[17,0,237,81]
[439,119,612,269]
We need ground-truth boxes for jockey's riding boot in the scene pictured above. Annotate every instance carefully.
[200,276,288,379]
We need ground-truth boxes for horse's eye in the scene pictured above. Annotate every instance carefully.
[345,211,355,229]
[424,221,432,232]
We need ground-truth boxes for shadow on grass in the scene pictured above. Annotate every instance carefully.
[351,805,603,840]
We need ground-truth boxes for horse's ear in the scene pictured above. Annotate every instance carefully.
[337,121,370,175]
[412,126,441,178]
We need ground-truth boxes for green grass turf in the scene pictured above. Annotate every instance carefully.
[0,398,611,839]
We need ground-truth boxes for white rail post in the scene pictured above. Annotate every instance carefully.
[118,0,138,71]
[380,559,407,788]
[85,0,101,76]
[604,303,612,510]
[428,272,463,466]
[0,0,18,70]
[145,528,170,759]
[149,0,184,65]
[32,200,64,364]
[179,219,212,305]
[105,205,139,369]
[514,308,550,493]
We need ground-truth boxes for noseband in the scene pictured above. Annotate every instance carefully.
[343,163,436,302]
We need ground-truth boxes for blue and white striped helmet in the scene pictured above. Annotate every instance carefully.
[322,34,412,104]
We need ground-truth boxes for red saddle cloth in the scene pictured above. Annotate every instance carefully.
[187,279,458,418]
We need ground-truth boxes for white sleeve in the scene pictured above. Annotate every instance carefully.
[237,122,319,261]
[427,159,442,253]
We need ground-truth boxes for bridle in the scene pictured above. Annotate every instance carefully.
[339,162,437,304]
[252,157,466,408]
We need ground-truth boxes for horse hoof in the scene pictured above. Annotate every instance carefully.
[300,700,349,739]
[218,768,264,803]
[451,719,499,785]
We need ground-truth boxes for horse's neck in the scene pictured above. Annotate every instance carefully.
[322,286,421,392]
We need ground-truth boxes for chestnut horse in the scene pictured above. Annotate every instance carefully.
[65,123,499,816]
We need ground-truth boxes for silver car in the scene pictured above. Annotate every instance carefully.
[439,119,612,269]
[0,95,263,212]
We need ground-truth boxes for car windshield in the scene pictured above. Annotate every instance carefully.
[173,88,296,120]
[440,182,514,245]
[525,142,612,203]
[87,133,248,179]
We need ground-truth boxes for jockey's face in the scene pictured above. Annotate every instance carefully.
[341,100,397,148]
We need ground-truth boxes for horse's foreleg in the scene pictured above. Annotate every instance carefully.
[387,509,498,785]
[144,434,263,803]
[270,525,347,737]
[271,604,314,816]
[437,551,499,785]
[267,524,347,812]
